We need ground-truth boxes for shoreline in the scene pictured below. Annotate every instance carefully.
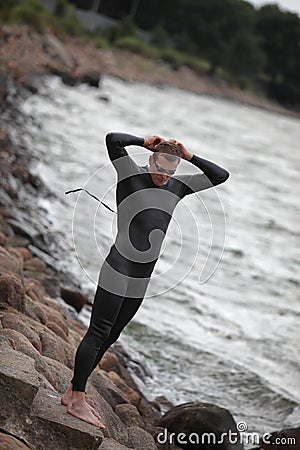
[1,24,299,120]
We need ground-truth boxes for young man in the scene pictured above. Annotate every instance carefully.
[61,132,230,427]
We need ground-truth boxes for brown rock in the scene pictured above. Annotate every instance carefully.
[40,330,68,366]
[107,371,141,406]
[136,396,162,431]
[45,321,69,342]
[24,278,46,302]
[0,272,26,313]
[90,370,130,410]
[0,245,23,276]
[85,384,129,447]
[24,294,48,324]
[42,304,68,336]
[115,403,145,428]
[0,336,40,407]
[41,356,73,393]
[127,425,157,450]
[0,231,8,247]
[158,401,244,450]
[13,246,32,262]
[99,351,123,375]
[1,328,57,390]
[0,431,31,449]
[60,286,87,312]
[1,311,42,352]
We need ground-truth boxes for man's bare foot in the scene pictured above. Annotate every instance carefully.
[68,392,106,429]
[61,385,104,423]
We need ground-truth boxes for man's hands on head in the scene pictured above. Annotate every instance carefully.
[143,135,164,151]
[143,135,193,160]
[167,139,193,161]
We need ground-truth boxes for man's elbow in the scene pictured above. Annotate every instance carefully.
[105,132,115,146]
[214,169,230,186]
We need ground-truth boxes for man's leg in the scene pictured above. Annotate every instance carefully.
[63,283,126,427]
[87,295,144,374]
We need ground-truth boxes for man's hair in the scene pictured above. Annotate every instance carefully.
[154,141,181,163]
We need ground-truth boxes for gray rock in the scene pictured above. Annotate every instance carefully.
[31,388,104,449]
[115,403,145,428]
[0,337,39,407]
[127,425,157,450]
[98,437,131,449]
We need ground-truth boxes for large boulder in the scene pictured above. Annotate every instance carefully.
[0,431,31,449]
[158,401,244,450]
[256,427,300,450]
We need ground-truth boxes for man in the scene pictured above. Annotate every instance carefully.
[61,132,230,427]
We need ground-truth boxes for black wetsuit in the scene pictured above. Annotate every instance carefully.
[71,132,229,391]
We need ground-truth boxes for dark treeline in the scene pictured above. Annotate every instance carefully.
[71,0,300,107]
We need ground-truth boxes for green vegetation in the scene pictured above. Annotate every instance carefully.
[1,0,299,107]
[0,0,83,35]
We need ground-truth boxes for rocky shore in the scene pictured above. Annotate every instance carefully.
[0,23,298,118]
[1,24,299,450]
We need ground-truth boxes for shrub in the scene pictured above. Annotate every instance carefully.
[8,0,51,33]
[114,36,160,59]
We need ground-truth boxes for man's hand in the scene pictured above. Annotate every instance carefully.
[167,139,193,160]
[143,135,164,151]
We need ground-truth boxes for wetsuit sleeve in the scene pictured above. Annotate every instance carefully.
[105,132,144,176]
[179,154,230,196]
[105,132,144,161]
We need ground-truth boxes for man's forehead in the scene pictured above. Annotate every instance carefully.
[156,153,179,168]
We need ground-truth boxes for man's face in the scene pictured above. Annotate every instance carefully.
[148,153,179,186]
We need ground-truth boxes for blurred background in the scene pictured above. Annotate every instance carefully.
[1,0,299,440]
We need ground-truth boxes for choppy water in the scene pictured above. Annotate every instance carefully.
[20,74,300,436]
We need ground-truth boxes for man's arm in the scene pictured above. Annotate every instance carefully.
[171,139,230,194]
[105,132,145,162]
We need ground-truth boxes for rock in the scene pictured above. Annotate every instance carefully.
[47,66,78,86]
[99,437,130,449]
[0,337,40,407]
[0,231,8,246]
[41,356,73,393]
[0,431,31,449]
[44,34,75,70]
[158,401,244,450]
[1,327,57,390]
[60,286,87,312]
[40,329,68,366]
[24,278,46,300]
[107,371,141,407]
[1,312,42,353]
[0,245,23,276]
[257,427,300,450]
[136,397,162,431]
[85,385,129,447]
[45,321,69,341]
[127,425,157,450]
[97,94,110,102]
[13,246,33,262]
[31,388,104,449]
[0,272,26,312]
[25,294,48,324]
[90,370,130,410]
[80,70,101,88]
[115,403,145,428]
